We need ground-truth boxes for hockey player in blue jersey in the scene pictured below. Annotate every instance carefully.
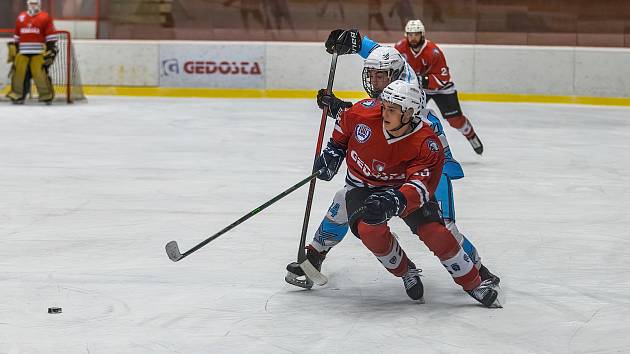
[286,29,500,293]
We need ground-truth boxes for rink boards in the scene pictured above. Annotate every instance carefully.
[2,40,630,104]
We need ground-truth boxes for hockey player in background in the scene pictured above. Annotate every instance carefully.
[395,20,484,155]
[301,79,501,307]
[7,0,57,104]
[286,30,499,297]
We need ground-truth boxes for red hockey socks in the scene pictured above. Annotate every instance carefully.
[417,222,480,291]
[357,222,409,277]
[446,115,477,139]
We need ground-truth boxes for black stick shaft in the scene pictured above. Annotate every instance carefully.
[176,171,320,261]
[296,52,339,262]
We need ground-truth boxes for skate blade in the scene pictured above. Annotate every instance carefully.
[285,271,313,289]
[491,285,505,308]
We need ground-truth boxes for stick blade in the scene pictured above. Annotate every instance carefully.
[299,259,328,286]
[165,241,183,262]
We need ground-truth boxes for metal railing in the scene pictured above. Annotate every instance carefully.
[1,0,629,46]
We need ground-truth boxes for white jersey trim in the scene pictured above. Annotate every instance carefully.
[404,180,429,205]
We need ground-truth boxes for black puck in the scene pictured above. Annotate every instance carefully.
[48,307,62,314]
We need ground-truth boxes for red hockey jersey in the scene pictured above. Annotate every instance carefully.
[332,98,445,216]
[13,11,56,54]
[395,39,453,93]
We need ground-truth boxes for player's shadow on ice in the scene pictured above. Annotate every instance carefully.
[282,273,475,311]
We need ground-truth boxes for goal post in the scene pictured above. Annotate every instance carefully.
[0,28,85,103]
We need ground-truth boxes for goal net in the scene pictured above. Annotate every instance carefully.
[0,29,85,103]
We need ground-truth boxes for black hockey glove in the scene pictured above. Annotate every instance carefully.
[314,139,346,181]
[325,29,361,55]
[317,89,352,119]
[362,189,407,225]
[43,43,58,68]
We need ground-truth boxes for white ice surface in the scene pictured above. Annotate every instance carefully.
[1,97,629,354]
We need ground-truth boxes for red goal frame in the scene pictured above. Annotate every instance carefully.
[1,28,78,103]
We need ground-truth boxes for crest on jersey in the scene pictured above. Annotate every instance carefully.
[372,159,386,173]
[355,124,372,143]
[361,99,376,107]
[19,14,26,22]
[427,139,439,152]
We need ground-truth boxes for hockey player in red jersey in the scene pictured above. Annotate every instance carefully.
[310,80,501,307]
[395,20,484,155]
[286,29,499,297]
[7,0,57,104]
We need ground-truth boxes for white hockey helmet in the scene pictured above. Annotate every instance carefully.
[405,20,425,34]
[362,46,406,98]
[26,0,41,15]
[380,80,426,117]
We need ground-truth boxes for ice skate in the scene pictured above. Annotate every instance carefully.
[478,264,500,285]
[285,246,326,289]
[467,279,502,308]
[467,134,484,155]
[401,261,424,302]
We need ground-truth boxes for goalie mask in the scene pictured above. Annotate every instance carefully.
[27,0,41,16]
[362,46,405,98]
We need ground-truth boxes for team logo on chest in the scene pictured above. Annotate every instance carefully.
[427,139,439,152]
[354,124,372,143]
[361,99,376,107]
[372,159,386,173]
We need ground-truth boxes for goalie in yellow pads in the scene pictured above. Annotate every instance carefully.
[7,0,57,104]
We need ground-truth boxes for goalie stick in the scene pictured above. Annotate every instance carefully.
[165,169,323,262]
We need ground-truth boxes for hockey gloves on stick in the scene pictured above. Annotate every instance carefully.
[314,139,346,181]
[317,89,352,119]
[362,189,407,225]
[325,29,361,55]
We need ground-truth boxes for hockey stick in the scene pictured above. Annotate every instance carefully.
[165,169,323,262]
[290,52,339,287]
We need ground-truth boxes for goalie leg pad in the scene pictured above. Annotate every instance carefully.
[7,42,17,63]
[7,54,30,101]
[357,222,409,277]
[29,54,54,102]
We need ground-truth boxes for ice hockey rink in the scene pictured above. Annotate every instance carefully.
[1,96,629,354]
